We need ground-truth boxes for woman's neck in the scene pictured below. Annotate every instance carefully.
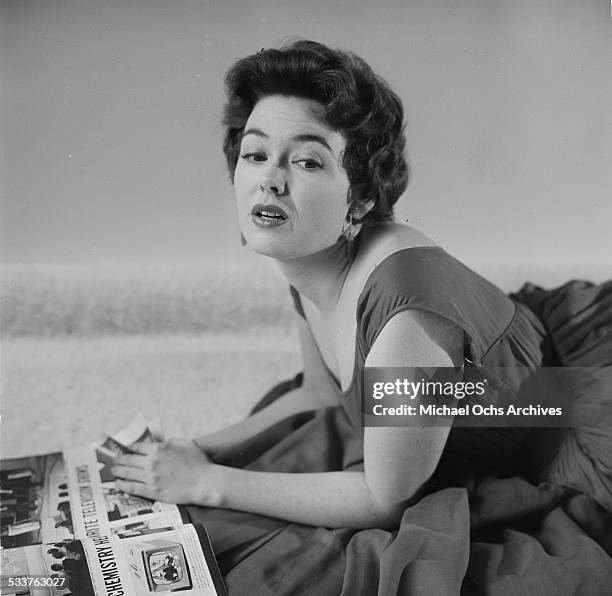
[274,239,354,313]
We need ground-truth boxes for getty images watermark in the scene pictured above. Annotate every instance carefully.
[361,366,599,427]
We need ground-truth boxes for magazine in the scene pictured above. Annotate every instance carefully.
[1,416,227,595]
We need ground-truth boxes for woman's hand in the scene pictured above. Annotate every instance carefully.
[111,439,217,505]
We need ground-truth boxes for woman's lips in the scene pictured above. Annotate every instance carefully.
[250,203,289,227]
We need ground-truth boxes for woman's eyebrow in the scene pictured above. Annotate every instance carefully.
[242,128,333,152]
[292,134,333,152]
[242,127,267,139]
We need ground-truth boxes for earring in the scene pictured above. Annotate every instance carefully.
[339,206,363,260]
[341,207,363,242]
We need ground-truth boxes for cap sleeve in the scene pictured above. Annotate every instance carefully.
[355,248,516,366]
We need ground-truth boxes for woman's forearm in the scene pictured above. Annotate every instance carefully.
[193,385,329,456]
[200,466,404,530]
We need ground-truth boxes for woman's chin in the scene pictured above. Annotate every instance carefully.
[242,226,341,261]
[245,237,294,260]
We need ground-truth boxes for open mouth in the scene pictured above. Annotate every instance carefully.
[251,204,289,227]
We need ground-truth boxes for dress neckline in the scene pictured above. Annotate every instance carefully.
[304,244,446,395]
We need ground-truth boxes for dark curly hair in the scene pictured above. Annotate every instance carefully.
[222,40,409,227]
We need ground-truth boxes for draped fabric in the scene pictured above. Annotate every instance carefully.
[187,255,612,594]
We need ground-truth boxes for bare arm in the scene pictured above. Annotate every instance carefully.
[363,310,463,509]
[205,310,462,527]
[114,310,462,529]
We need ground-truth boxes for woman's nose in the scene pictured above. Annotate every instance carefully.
[258,165,286,195]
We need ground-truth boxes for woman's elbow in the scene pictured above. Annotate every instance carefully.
[371,501,406,529]
[366,479,431,528]
[366,488,414,529]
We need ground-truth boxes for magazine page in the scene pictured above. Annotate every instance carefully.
[1,537,93,595]
[0,453,70,548]
[1,447,182,549]
[108,511,185,539]
[1,524,226,596]
[86,524,226,596]
[63,445,182,540]
[103,413,163,448]
[95,413,162,465]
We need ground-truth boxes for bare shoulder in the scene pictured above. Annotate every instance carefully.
[345,223,438,298]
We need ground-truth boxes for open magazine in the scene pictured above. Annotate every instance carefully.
[1,414,227,596]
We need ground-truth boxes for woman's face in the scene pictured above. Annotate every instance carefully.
[233,95,350,259]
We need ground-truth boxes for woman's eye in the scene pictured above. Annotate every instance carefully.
[240,152,267,163]
[293,159,322,170]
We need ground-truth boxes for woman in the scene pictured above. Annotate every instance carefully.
[113,41,612,594]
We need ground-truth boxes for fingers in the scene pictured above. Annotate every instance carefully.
[114,453,149,468]
[127,441,157,456]
[111,464,149,484]
[114,478,154,500]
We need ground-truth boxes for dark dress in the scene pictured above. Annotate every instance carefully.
[187,247,612,595]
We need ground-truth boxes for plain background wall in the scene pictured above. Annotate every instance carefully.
[1,0,610,459]
[1,0,611,269]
